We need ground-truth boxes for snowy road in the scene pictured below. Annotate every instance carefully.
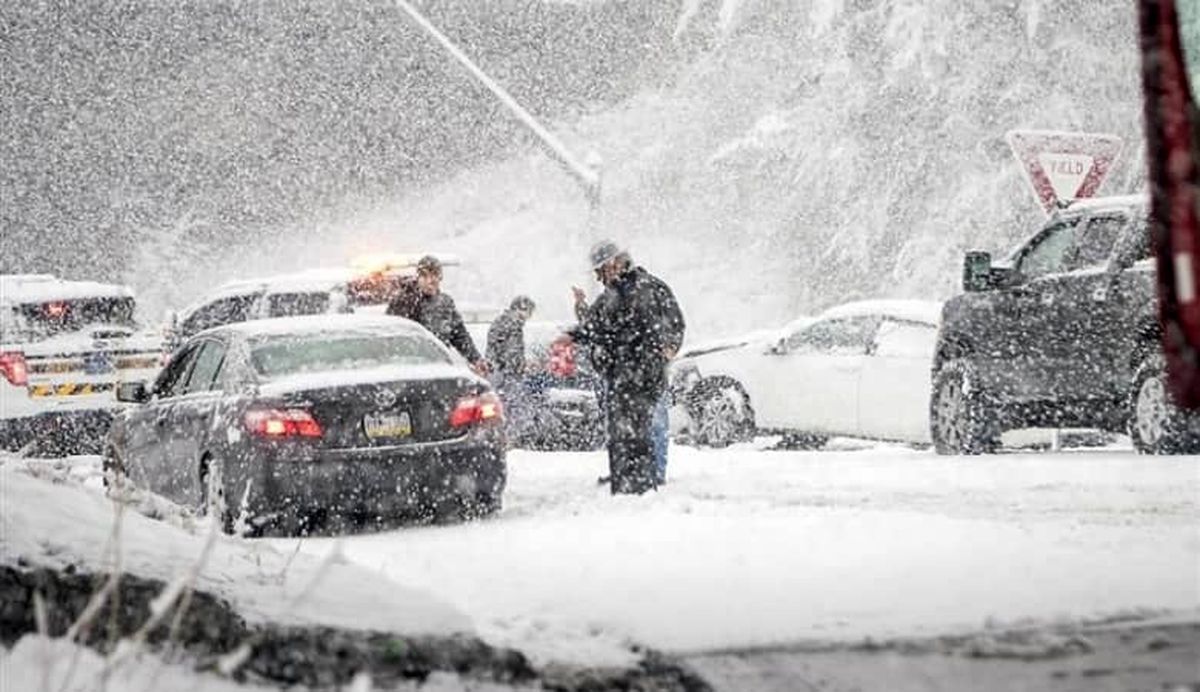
[276,440,1200,665]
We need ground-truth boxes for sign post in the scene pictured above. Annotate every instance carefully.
[1006,130,1124,214]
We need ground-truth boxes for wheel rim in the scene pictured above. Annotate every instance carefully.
[1135,375,1170,447]
[204,461,227,521]
[698,391,739,443]
[933,375,967,450]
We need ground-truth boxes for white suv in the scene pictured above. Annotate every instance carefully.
[0,275,164,454]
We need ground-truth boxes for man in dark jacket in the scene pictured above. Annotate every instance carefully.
[386,255,488,375]
[569,241,685,494]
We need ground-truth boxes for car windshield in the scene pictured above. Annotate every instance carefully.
[4,296,137,343]
[249,331,451,377]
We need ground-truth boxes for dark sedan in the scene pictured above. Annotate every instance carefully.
[104,314,506,536]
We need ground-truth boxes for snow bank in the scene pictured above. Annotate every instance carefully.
[0,458,471,638]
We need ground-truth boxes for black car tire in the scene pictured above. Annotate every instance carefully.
[778,433,828,450]
[200,457,233,535]
[1130,354,1200,454]
[930,359,1000,455]
[689,378,754,448]
[464,491,502,519]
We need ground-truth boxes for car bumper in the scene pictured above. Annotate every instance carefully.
[243,433,506,534]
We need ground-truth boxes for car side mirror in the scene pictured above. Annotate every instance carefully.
[116,381,150,404]
[962,251,994,292]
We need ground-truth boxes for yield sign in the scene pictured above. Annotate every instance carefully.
[1006,130,1124,214]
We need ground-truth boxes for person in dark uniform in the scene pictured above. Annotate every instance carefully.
[386,255,488,375]
[568,241,685,494]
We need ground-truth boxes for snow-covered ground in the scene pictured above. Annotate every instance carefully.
[3,439,1198,678]
[275,440,1200,665]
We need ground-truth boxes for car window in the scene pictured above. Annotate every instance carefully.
[181,293,259,337]
[154,344,200,399]
[786,316,878,355]
[1111,213,1151,267]
[1017,219,1079,277]
[872,320,937,359]
[181,340,227,394]
[1069,215,1125,269]
[267,291,332,318]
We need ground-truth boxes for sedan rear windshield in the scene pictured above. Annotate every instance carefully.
[249,332,451,377]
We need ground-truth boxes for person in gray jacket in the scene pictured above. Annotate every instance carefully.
[486,295,536,380]
[486,295,536,443]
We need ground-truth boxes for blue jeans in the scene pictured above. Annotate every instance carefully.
[652,395,669,483]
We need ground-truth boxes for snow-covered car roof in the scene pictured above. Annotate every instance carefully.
[0,274,134,305]
[1060,194,1147,215]
[198,313,428,339]
[207,270,352,298]
[819,299,943,326]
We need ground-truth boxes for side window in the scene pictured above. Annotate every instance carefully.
[180,340,227,394]
[1068,215,1125,270]
[786,317,877,355]
[1112,214,1152,267]
[872,320,937,359]
[1017,219,1079,278]
[154,345,200,399]
[180,294,259,337]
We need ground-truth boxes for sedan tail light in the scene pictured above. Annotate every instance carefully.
[0,351,28,387]
[244,408,323,438]
[449,391,503,428]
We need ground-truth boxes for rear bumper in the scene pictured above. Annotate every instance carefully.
[243,432,506,534]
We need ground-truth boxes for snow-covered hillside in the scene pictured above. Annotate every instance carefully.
[145,0,1145,343]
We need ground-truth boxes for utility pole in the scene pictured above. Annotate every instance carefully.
[392,0,603,224]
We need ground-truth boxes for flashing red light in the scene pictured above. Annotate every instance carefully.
[0,351,28,387]
[449,391,503,428]
[43,301,68,318]
[548,335,576,378]
[244,408,323,438]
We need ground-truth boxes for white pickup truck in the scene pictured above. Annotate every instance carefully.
[0,275,163,454]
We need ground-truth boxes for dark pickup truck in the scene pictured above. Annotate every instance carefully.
[931,195,1200,455]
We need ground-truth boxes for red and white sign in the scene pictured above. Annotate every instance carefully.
[1006,130,1124,214]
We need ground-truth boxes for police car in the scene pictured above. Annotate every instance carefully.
[0,274,164,454]
[165,254,464,349]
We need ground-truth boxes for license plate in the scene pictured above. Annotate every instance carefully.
[363,411,412,439]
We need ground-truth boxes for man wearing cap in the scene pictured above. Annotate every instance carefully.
[569,241,685,494]
[386,255,488,375]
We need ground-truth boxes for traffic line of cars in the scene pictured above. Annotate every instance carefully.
[3,195,1194,537]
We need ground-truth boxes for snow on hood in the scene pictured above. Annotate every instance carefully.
[257,362,481,397]
[0,461,472,637]
[819,299,944,326]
